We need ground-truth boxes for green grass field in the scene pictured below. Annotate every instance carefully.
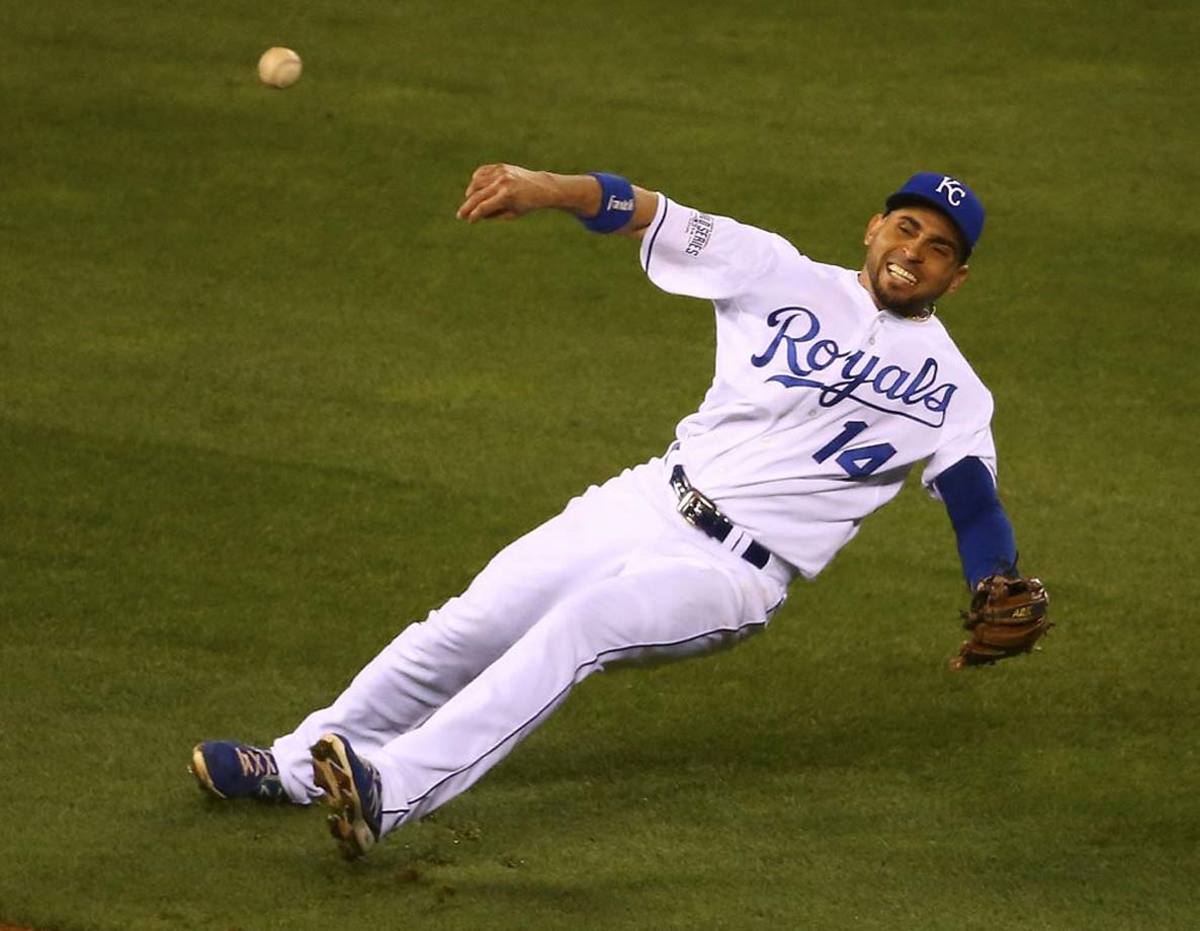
[3,1,1198,928]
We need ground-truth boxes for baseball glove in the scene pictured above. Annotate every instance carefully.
[950,575,1051,670]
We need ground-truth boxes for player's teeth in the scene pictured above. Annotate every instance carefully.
[888,263,916,284]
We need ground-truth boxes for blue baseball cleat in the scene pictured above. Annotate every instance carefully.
[189,741,289,803]
[310,733,383,859]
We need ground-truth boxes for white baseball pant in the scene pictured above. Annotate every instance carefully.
[270,455,791,835]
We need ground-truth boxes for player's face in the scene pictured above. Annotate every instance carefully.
[860,206,969,316]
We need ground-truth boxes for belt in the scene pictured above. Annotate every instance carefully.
[668,464,772,570]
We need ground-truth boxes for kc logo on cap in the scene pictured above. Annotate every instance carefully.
[935,176,967,206]
[885,171,986,257]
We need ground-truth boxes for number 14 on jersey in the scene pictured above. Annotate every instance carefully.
[813,421,897,478]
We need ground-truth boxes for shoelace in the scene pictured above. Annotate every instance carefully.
[235,746,277,778]
[365,770,383,824]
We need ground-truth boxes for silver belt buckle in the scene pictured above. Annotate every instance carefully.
[676,488,711,526]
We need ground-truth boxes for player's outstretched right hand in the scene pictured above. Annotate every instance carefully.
[457,163,557,223]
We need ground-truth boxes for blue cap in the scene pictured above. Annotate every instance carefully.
[885,172,985,257]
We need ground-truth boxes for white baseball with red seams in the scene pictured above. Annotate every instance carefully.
[268,194,997,833]
[258,47,302,89]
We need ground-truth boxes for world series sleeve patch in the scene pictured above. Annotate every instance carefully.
[641,196,790,303]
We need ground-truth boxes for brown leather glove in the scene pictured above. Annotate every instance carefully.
[951,575,1051,670]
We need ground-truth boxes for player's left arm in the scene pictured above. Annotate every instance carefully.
[933,456,1017,589]
[934,456,1051,669]
[456,164,659,238]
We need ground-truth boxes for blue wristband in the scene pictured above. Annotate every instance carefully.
[580,172,636,233]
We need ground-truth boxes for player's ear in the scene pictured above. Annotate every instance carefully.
[864,213,885,245]
[945,263,970,295]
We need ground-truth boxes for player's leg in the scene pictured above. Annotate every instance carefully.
[266,463,669,803]
[348,534,788,843]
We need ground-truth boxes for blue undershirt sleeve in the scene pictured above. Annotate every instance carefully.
[933,456,1018,590]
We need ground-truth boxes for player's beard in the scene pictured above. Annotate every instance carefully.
[866,262,935,318]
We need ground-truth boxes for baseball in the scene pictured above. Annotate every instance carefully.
[258,47,302,89]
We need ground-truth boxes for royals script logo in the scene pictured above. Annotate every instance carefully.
[750,307,958,427]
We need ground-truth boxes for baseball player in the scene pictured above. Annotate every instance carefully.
[190,166,1050,859]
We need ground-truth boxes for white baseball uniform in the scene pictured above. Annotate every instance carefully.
[269,195,997,834]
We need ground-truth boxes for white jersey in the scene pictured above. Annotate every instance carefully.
[641,195,996,579]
